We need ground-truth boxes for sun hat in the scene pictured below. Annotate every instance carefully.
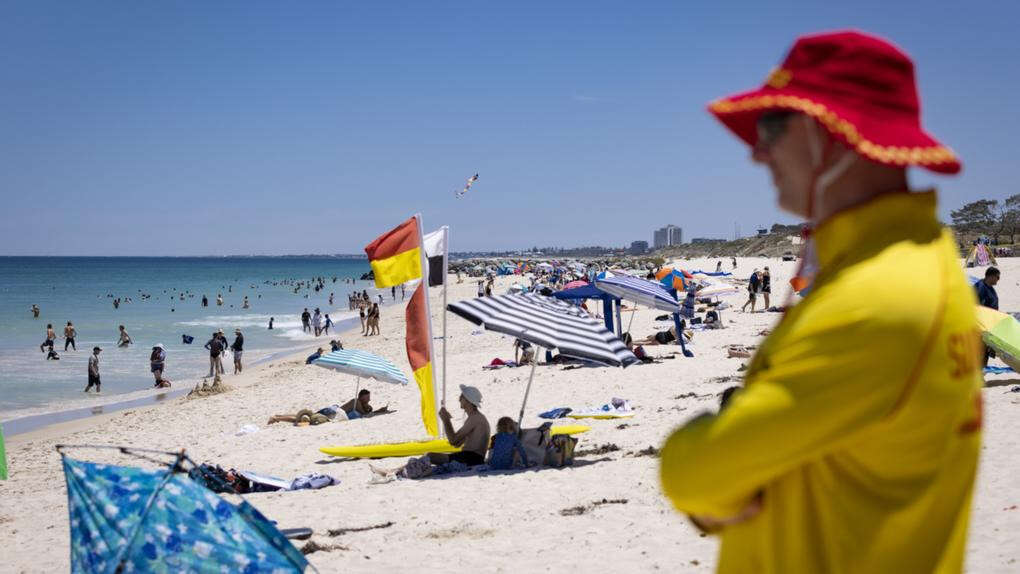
[155,343,165,350]
[708,30,960,174]
[459,384,483,407]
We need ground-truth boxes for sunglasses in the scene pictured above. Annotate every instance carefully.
[756,111,794,148]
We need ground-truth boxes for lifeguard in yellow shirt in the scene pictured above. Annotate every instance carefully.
[660,31,982,573]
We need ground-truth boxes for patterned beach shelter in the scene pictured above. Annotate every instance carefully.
[595,274,680,312]
[61,452,307,573]
[447,292,637,426]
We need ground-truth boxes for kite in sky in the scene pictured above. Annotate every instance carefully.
[455,174,479,199]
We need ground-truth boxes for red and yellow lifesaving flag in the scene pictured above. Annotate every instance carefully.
[364,215,439,436]
[364,217,423,288]
[405,283,438,436]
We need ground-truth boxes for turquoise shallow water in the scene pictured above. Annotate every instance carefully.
[0,256,376,417]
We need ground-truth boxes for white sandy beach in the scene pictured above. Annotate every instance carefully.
[2,257,1018,573]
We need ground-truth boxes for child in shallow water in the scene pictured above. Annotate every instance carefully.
[487,417,528,470]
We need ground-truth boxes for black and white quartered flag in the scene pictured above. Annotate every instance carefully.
[423,226,448,287]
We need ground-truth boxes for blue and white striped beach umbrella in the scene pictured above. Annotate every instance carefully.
[313,350,408,386]
[595,274,680,312]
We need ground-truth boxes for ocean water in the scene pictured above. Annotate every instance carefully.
[0,257,378,419]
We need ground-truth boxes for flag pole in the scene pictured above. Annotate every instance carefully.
[441,225,450,408]
[413,214,441,437]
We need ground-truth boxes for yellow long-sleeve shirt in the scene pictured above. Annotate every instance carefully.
[661,191,982,573]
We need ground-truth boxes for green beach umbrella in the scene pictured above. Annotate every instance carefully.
[975,306,1020,370]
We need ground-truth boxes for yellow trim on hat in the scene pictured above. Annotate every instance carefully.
[710,94,958,167]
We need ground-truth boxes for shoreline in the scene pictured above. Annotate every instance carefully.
[1,312,372,440]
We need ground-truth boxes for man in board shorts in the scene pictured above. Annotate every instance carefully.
[660,31,981,573]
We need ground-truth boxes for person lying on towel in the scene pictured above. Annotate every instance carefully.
[339,389,389,420]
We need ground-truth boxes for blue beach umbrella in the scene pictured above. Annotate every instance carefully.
[313,349,409,392]
[61,453,307,573]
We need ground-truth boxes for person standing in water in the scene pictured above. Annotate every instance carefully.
[150,344,167,387]
[268,317,274,330]
[202,294,208,307]
[30,304,40,318]
[85,347,102,393]
[63,321,77,351]
[312,308,322,336]
[117,325,132,347]
[40,324,56,353]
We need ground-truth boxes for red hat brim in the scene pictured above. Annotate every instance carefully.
[709,88,961,175]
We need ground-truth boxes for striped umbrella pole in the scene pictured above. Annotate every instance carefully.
[517,357,540,431]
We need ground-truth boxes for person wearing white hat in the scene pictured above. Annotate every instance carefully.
[432,384,491,466]
[368,384,492,481]
[150,344,169,388]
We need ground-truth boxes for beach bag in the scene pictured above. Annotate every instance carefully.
[402,456,434,479]
[519,425,552,467]
[545,435,577,467]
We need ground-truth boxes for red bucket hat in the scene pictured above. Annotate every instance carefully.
[708,30,961,174]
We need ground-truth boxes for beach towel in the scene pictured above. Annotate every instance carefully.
[483,359,518,370]
[983,365,1014,375]
[288,473,340,490]
[538,408,573,419]
[566,398,634,419]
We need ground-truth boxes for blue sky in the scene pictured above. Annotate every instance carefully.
[2,1,1017,255]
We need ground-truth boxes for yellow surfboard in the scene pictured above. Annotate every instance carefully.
[319,425,590,458]
[566,412,635,420]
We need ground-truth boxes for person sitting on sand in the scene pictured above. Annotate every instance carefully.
[514,339,534,365]
[622,332,654,363]
[487,417,528,470]
[432,385,490,465]
[339,389,390,419]
[305,347,325,364]
[330,339,343,352]
[371,385,491,480]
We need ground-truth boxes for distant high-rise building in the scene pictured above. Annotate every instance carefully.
[629,240,649,255]
[653,225,682,249]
